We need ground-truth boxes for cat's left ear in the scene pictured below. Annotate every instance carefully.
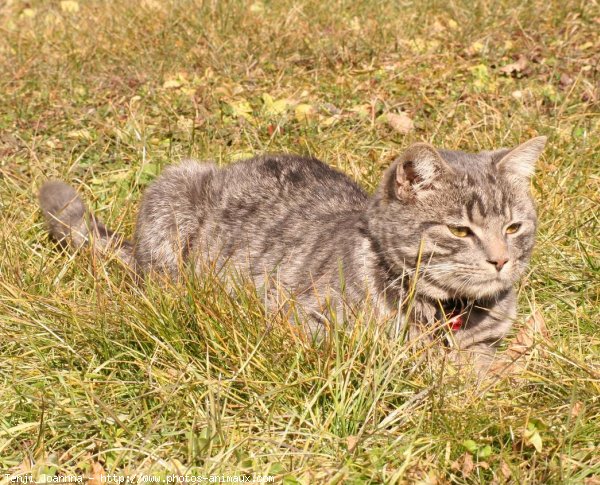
[495,136,547,180]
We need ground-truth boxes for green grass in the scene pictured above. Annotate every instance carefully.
[1,0,599,482]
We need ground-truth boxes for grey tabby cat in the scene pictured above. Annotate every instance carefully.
[39,136,546,370]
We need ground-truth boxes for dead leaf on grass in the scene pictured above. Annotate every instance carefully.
[21,8,37,18]
[228,100,254,121]
[386,112,414,134]
[67,128,92,140]
[60,1,80,13]
[499,55,528,76]
[500,460,512,479]
[346,435,359,452]
[295,103,317,122]
[580,80,597,102]
[571,401,584,418]
[163,79,183,89]
[262,93,290,116]
[559,73,574,88]
[88,461,106,485]
[451,452,475,477]
[249,2,264,14]
[431,20,445,34]
[461,452,474,477]
[466,41,485,56]
[490,310,548,376]
[505,309,548,359]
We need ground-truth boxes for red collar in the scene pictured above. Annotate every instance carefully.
[442,299,467,331]
[447,310,464,331]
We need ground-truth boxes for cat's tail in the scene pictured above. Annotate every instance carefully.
[38,180,135,267]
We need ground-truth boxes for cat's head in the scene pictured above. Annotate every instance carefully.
[371,136,546,301]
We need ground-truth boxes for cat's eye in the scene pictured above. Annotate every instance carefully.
[506,223,521,235]
[448,226,471,238]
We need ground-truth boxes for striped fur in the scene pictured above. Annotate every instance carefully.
[39,137,546,370]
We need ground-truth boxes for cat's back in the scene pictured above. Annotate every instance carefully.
[218,154,368,214]
[134,154,368,276]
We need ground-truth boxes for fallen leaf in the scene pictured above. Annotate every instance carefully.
[431,20,445,34]
[571,401,584,418]
[522,420,545,453]
[321,102,341,115]
[349,16,361,32]
[478,445,492,459]
[349,103,371,118]
[88,461,105,485]
[530,310,549,337]
[163,79,183,89]
[505,310,547,360]
[262,93,290,116]
[466,41,484,56]
[582,87,597,103]
[490,310,548,377]
[500,460,512,479]
[525,428,543,452]
[542,84,560,103]
[319,115,339,127]
[462,452,474,477]
[386,112,414,134]
[470,64,491,91]
[231,151,255,161]
[410,38,440,54]
[346,435,359,452]
[67,129,92,140]
[21,8,37,18]
[214,85,232,97]
[499,55,528,76]
[60,1,80,13]
[462,439,478,454]
[559,73,573,88]
[141,0,164,10]
[228,100,254,121]
[295,103,317,122]
[541,160,558,172]
[249,2,264,13]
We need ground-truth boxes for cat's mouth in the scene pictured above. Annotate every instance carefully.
[461,277,511,299]
[417,271,511,301]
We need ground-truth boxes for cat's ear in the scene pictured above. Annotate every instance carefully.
[495,136,547,180]
[387,143,453,200]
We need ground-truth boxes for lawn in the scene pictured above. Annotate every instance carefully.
[1,0,599,483]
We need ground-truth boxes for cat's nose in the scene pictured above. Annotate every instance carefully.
[487,257,509,271]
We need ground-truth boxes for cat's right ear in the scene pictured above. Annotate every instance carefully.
[385,143,453,201]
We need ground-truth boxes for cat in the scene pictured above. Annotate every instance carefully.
[38,136,546,370]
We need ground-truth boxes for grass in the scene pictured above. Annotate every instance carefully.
[1,0,599,482]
